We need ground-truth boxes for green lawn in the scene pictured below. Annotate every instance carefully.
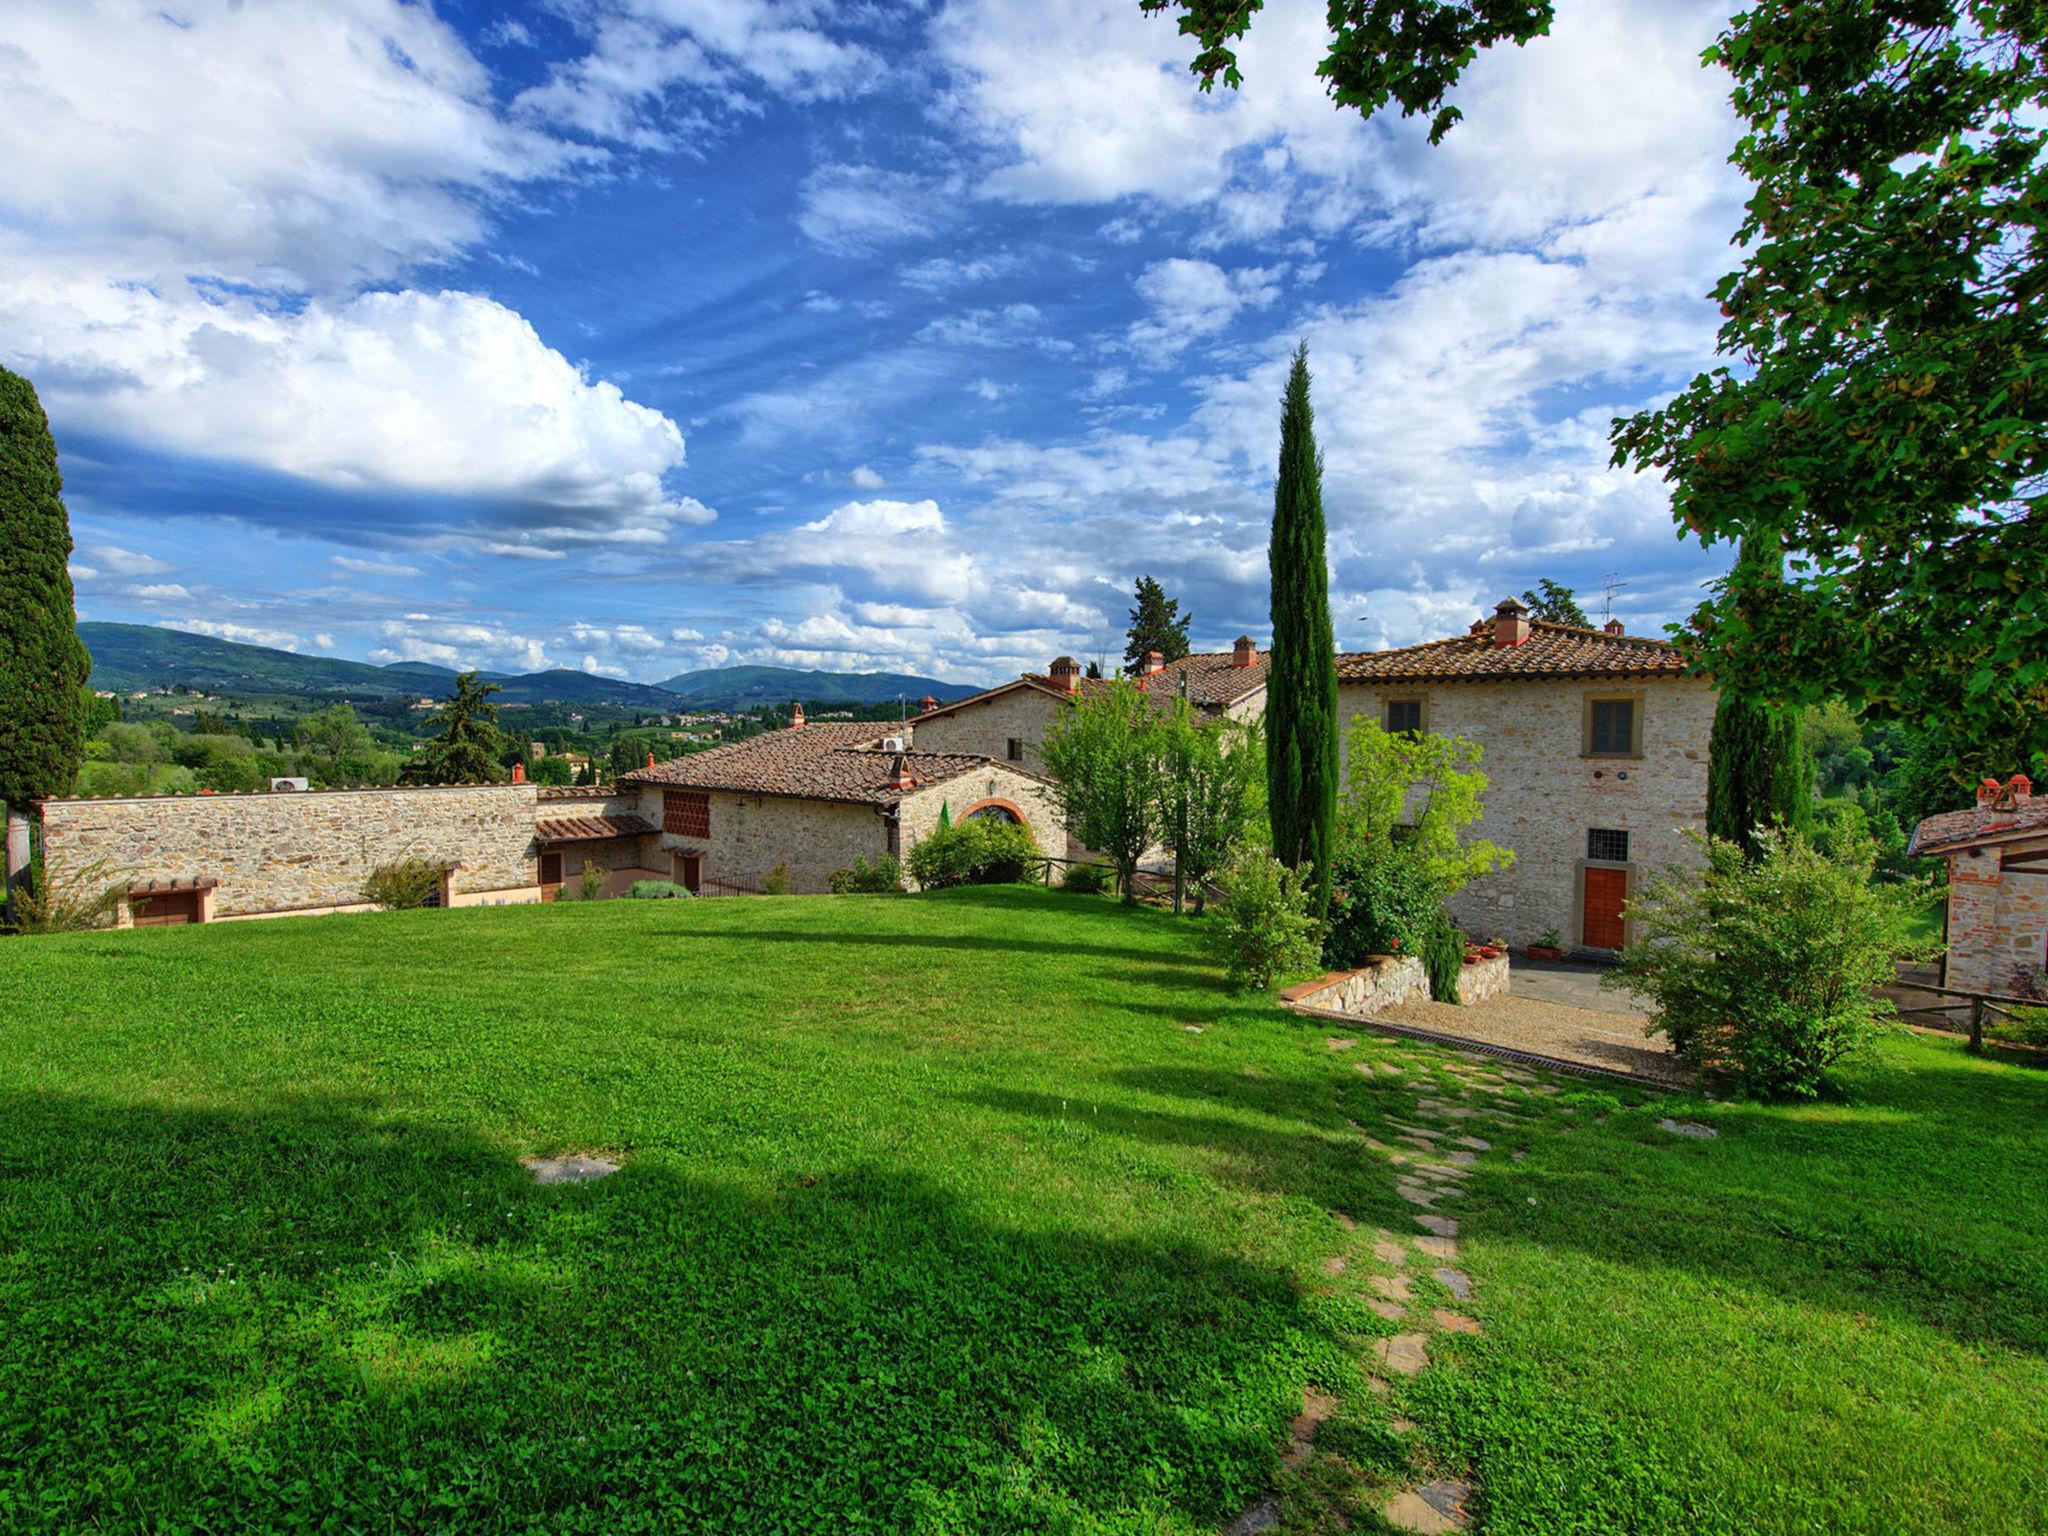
[1,888,2042,1534]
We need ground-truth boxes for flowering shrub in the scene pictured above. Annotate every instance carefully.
[1210,849,1320,991]
[1322,842,1441,970]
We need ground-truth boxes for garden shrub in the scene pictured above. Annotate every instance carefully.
[908,818,1038,890]
[762,860,791,896]
[576,860,607,901]
[1608,827,1938,1098]
[1421,918,1464,1005]
[361,858,452,910]
[829,855,904,894]
[626,880,693,899]
[1210,849,1320,991]
[1322,841,1441,969]
[9,855,124,934]
[1060,861,1114,896]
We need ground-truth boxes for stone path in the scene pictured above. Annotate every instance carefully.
[1215,1041,1553,1535]
[519,1152,620,1185]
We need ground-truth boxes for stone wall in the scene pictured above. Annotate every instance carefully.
[40,783,541,920]
[1459,951,1511,1005]
[910,687,1063,768]
[896,765,1069,882]
[1945,849,2048,993]
[632,786,890,895]
[1335,675,1714,951]
[1281,956,1432,1015]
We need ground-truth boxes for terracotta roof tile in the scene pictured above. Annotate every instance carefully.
[623,723,1040,806]
[127,875,219,896]
[534,813,658,844]
[1336,621,1689,683]
[1909,796,2048,857]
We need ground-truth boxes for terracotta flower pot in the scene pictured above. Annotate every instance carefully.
[1526,944,1565,962]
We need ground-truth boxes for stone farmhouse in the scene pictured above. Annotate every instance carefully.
[1909,774,2045,995]
[32,708,1063,923]
[910,638,1270,767]
[1335,599,1714,954]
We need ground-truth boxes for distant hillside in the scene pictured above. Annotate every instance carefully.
[79,624,683,709]
[77,623,987,713]
[657,664,983,710]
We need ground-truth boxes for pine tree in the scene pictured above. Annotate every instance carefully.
[403,673,508,784]
[1266,343,1339,917]
[1,368,91,889]
[1123,575,1193,675]
[1520,579,1591,628]
[1707,543,1814,857]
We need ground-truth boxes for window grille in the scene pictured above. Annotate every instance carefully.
[664,789,711,839]
[1384,698,1424,735]
[1587,827,1630,862]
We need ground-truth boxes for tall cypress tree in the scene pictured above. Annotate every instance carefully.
[1707,540,1814,857]
[0,367,90,833]
[1266,343,1338,916]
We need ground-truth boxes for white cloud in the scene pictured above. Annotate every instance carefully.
[797,165,945,251]
[6,278,706,551]
[125,583,194,602]
[82,545,173,578]
[374,617,552,672]
[0,0,580,292]
[333,556,424,578]
[314,634,336,650]
[849,464,886,489]
[170,618,302,651]
[1127,258,1283,354]
[67,563,98,582]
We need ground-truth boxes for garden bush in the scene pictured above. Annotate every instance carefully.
[361,858,452,910]
[762,860,791,896]
[829,855,904,894]
[1421,917,1465,1005]
[625,880,693,899]
[1060,862,1114,895]
[1210,849,1320,991]
[1609,827,1937,1098]
[1322,841,1442,969]
[908,818,1038,890]
[576,860,607,901]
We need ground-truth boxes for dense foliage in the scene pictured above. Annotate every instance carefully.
[1340,719,1511,896]
[907,817,1038,890]
[1210,847,1321,990]
[1323,841,1441,970]
[625,880,693,899]
[1153,705,1263,913]
[1706,554,1815,858]
[0,367,90,812]
[1150,0,2048,766]
[828,854,905,894]
[404,673,509,785]
[1060,861,1115,895]
[1519,578,1590,628]
[1123,574,1193,675]
[1610,828,1937,1098]
[360,858,453,911]
[1266,343,1339,918]
[1041,680,1161,901]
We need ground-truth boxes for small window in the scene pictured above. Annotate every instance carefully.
[1384,698,1424,735]
[1006,738,1026,761]
[1587,827,1631,863]
[663,789,711,839]
[1586,698,1638,756]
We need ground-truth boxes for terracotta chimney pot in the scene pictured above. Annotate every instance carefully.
[1603,619,1625,635]
[1493,597,1533,648]
[511,761,526,784]
[1232,635,1256,668]
[646,749,657,770]
[1048,656,1080,694]
[890,751,914,789]
[791,701,805,729]
[1143,650,1165,675]
[2012,774,2033,803]
[918,694,939,715]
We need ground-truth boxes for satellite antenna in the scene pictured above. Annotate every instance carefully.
[1602,572,1628,622]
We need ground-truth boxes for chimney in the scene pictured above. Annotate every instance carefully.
[511,761,526,784]
[918,694,939,715]
[1603,618,1626,636]
[790,701,805,729]
[890,751,914,789]
[1493,597,1533,648]
[1469,617,1490,636]
[1048,655,1080,693]
[1978,777,2003,807]
[1141,650,1166,676]
[646,750,656,770]
[1232,635,1256,668]
[1990,773,2033,811]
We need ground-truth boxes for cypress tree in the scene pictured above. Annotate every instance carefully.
[1266,342,1339,916]
[1707,541,1815,857]
[1123,574,1193,674]
[0,366,90,815]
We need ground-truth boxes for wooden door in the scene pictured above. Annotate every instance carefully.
[133,890,201,926]
[673,853,702,894]
[539,851,563,900]
[1582,866,1628,950]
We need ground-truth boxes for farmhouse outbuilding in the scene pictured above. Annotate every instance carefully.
[1909,774,2047,995]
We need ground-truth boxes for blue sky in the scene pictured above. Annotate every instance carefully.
[3,0,1744,686]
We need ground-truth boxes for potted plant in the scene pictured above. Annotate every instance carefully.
[1527,927,1566,962]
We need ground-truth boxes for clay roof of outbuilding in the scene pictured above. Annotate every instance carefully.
[1908,796,2048,857]
[622,723,1042,806]
[915,649,1268,724]
[534,813,658,844]
[1335,621,1690,683]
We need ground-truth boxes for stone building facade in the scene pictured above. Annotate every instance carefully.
[39,783,545,923]
[1336,601,1715,953]
[1909,775,2047,995]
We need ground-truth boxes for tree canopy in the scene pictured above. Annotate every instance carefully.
[404,673,508,784]
[1124,575,1194,675]
[1144,0,2048,764]
[1520,579,1590,628]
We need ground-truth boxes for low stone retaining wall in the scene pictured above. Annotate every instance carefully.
[1280,952,1512,1017]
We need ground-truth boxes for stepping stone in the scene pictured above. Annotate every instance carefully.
[1280,1388,1337,1467]
[1391,1415,1416,1434]
[1432,1267,1473,1300]
[1445,1150,1479,1168]
[1433,1309,1483,1335]
[1328,1037,1357,1051]
[1415,1236,1460,1262]
[1373,1237,1409,1266]
[1384,1479,1472,1533]
[1456,1136,1490,1151]
[1660,1118,1718,1140]
[1396,1181,1442,1209]
[1374,1333,1429,1376]
[1368,1297,1405,1322]
[1185,1025,1205,1034]
[1335,1211,1359,1231]
[1357,1062,1378,1076]
[1437,1107,1483,1120]
[1224,1497,1280,1535]
[1322,1255,1347,1276]
[1455,1050,1488,1062]
[1370,1272,1412,1302]
[520,1153,620,1185]
[1381,1063,1404,1074]
[1414,1214,1459,1238]
[1511,1149,1527,1163]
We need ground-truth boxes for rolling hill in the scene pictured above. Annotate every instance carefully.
[78,623,985,712]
